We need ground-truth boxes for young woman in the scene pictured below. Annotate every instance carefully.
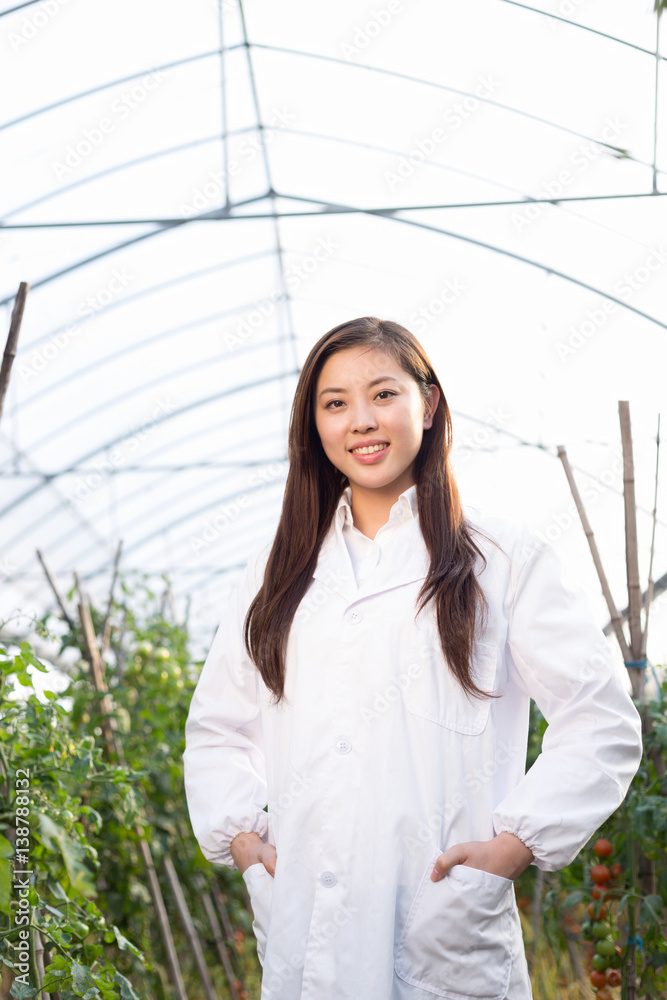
[183,316,642,1000]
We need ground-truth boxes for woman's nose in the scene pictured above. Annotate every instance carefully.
[350,405,378,432]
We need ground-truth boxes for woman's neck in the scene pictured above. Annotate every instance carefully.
[348,475,415,540]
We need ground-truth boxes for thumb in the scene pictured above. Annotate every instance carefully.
[261,845,277,877]
[431,847,466,882]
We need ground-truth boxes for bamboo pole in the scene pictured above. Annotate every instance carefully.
[75,595,189,1000]
[35,549,76,632]
[0,281,29,422]
[138,840,189,1000]
[77,600,121,761]
[618,403,645,702]
[164,856,219,1000]
[556,446,631,661]
[640,414,660,660]
[100,539,123,657]
[202,891,242,1000]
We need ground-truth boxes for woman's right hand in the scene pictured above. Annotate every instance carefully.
[230,830,277,877]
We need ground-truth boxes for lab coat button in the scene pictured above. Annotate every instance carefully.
[335,737,352,755]
[346,610,362,624]
[320,871,337,887]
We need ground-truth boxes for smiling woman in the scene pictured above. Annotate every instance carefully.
[183,315,642,1000]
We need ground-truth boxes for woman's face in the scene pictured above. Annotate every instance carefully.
[314,345,439,495]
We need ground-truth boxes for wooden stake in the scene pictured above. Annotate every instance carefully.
[640,413,660,660]
[0,282,29,422]
[100,539,123,657]
[164,856,219,1000]
[202,891,242,1000]
[35,549,76,631]
[139,841,189,1000]
[556,447,631,661]
[618,402,645,702]
[77,601,120,761]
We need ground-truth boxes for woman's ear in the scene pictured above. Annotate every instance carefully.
[423,384,440,429]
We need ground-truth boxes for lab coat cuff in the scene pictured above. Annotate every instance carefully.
[203,812,270,870]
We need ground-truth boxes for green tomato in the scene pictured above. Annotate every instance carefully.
[608,952,622,968]
[592,921,609,939]
[69,920,90,940]
[596,939,616,957]
[592,953,609,972]
[580,921,594,940]
[136,641,153,656]
[155,646,170,660]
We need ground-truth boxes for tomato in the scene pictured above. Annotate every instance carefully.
[593,838,613,858]
[591,864,611,884]
[580,920,594,940]
[68,920,90,940]
[606,969,622,987]
[608,952,622,969]
[592,953,609,972]
[590,969,607,988]
[592,883,610,899]
[592,922,609,939]
[596,939,616,958]
[597,989,613,1000]
[587,901,607,920]
[609,862,623,879]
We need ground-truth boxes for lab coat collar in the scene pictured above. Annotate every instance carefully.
[313,483,428,605]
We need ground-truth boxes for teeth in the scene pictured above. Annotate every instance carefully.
[352,443,388,454]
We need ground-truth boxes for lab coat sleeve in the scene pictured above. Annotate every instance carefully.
[183,543,271,870]
[492,527,643,871]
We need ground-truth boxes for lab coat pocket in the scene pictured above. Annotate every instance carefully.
[395,851,513,1000]
[405,624,498,735]
[241,863,274,967]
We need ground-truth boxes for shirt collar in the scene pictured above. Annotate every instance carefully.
[335,483,418,530]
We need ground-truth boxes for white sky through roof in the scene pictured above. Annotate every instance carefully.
[0,0,665,688]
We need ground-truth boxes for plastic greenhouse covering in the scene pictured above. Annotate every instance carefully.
[1,0,666,683]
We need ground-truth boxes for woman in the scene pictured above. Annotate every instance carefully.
[183,316,642,1000]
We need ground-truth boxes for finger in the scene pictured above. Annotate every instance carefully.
[430,849,465,882]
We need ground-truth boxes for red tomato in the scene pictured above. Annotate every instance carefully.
[593,838,613,858]
[609,862,623,879]
[597,989,613,1000]
[591,864,611,884]
[591,883,610,899]
[590,969,607,988]
[606,969,622,987]
[587,901,608,920]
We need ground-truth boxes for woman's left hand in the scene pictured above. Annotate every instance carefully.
[431,831,534,882]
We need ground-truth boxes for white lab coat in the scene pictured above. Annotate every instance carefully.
[183,486,642,1000]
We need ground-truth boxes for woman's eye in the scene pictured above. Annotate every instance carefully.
[325,399,344,409]
[376,390,395,400]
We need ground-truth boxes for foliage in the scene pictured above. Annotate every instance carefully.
[0,576,261,999]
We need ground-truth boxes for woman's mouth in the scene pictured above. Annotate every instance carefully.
[349,443,390,464]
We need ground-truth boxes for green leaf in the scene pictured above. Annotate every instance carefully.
[640,894,665,927]
[10,982,37,998]
[71,960,92,993]
[112,925,143,959]
[36,813,95,898]
[0,858,10,916]
[562,889,586,908]
[114,972,141,1000]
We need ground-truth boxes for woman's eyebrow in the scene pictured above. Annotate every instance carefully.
[318,375,401,398]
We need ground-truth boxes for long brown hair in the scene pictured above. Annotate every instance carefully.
[244,316,493,705]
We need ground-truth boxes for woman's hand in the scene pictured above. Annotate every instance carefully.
[230,831,277,877]
[431,831,534,882]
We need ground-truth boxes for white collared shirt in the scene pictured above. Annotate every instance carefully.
[183,491,642,1000]
[337,483,418,587]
